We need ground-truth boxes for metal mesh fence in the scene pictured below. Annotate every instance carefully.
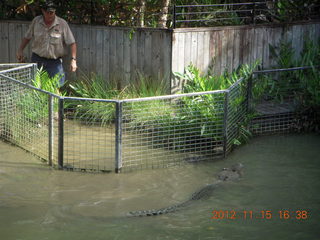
[0,64,48,161]
[0,64,314,172]
[61,98,116,172]
[121,91,226,171]
[226,77,248,154]
[249,68,310,135]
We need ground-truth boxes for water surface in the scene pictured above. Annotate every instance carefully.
[0,134,319,240]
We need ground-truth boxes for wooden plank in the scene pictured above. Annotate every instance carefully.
[81,26,91,72]
[292,24,303,61]
[144,30,152,77]
[162,30,172,93]
[109,28,117,80]
[176,32,185,74]
[137,30,145,74]
[170,31,179,93]
[21,22,31,62]
[95,28,104,77]
[151,31,163,80]
[123,29,131,86]
[203,31,210,73]
[183,31,192,69]
[130,29,138,79]
[171,31,178,74]
[116,29,124,85]
[197,31,205,72]
[8,23,18,62]
[208,31,216,73]
[226,29,234,72]
[157,31,165,81]
[255,27,264,67]
[220,29,229,73]
[191,31,198,67]
[0,22,9,63]
[232,29,240,71]
[215,30,222,75]
[262,27,271,69]
[102,28,110,82]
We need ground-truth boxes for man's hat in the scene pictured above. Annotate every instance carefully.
[41,1,57,12]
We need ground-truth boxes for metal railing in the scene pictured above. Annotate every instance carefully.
[172,1,270,28]
[0,63,314,172]
[172,1,320,28]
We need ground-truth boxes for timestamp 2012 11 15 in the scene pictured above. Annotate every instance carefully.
[211,210,309,220]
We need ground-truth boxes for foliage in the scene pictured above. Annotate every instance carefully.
[253,38,320,132]
[1,0,319,27]
[173,62,258,145]
[254,38,320,106]
[33,67,63,95]
[274,0,319,22]
[68,72,123,125]
[15,68,63,124]
[175,61,259,93]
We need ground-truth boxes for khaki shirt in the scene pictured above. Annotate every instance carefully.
[25,15,75,59]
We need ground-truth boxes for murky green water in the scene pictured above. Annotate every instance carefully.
[1,134,319,240]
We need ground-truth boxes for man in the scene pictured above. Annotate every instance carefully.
[16,0,77,85]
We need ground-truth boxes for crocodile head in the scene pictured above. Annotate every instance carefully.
[217,163,244,181]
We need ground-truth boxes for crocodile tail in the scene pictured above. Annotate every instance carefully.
[127,201,190,217]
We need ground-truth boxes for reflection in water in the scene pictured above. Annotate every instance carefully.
[0,134,320,240]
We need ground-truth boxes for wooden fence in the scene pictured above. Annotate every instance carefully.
[0,20,319,91]
[171,21,320,92]
[0,21,172,88]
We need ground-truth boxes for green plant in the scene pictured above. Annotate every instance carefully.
[68,72,123,125]
[173,62,258,147]
[33,67,64,95]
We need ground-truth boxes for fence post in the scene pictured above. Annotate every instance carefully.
[246,74,253,112]
[223,90,229,158]
[31,63,37,83]
[115,101,123,173]
[172,4,176,29]
[58,97,64,169]
[252,2,256,24]
[48,95,54,166]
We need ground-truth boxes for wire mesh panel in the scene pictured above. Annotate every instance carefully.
[121,91,226,171]
[61,98,116,172]
[1,63,314,173]
[226,77,248,154]
[0,64,49,161]
[250,68,307,135]
[0,64,35,84]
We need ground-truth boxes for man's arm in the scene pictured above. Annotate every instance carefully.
[70,42,77,72]
[17,38,31,62]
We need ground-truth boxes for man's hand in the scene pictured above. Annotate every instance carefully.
[16,38,31,63]
[16,50,25,63]
[70,59,77,72]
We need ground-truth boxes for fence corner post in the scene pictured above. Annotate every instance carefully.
[48,95,54,166]
[246,74,253,113]
[115,101,123,173]
[172,3,176,29]
[223,90,229,158]
[58,97,64,169]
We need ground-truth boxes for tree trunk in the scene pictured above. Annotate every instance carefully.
[158,0,170,28]
[138,0,146,27]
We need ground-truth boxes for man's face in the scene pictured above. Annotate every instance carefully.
[42,9,56,22]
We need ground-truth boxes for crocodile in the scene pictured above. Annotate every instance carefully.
[127,163,244,217]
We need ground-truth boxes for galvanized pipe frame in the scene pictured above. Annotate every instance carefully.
[1,64,313,173]
[172,1,268,27]
[0,65,250,173]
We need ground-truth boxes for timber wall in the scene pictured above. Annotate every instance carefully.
[171,21,320,92]
[0,21,172,88]
[1,20,319,91]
